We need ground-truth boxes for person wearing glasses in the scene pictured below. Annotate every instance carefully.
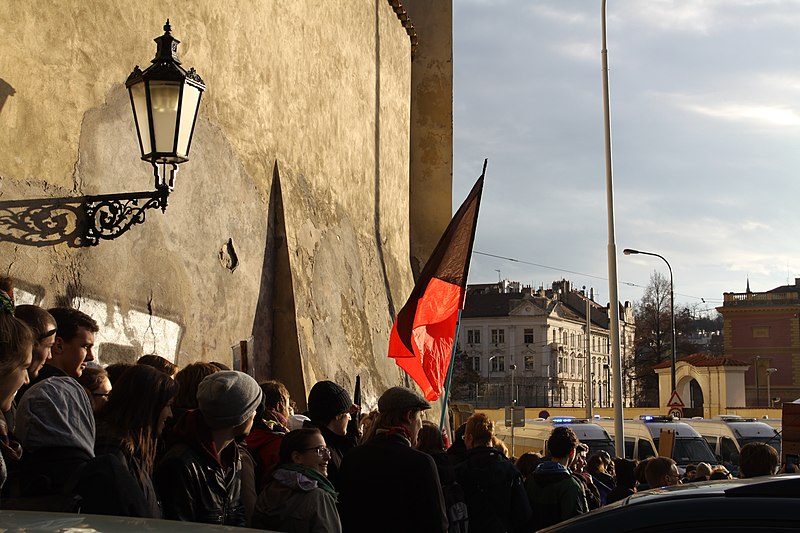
[644,457,682,488]
[252,428,341,532]
[76,367,112,413]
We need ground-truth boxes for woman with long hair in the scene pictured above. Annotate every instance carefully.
[75,364,178,517]
[0,290,32,490]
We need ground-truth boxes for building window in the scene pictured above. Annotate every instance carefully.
[524,328,534,344]
[558,356,564,374]
[491,329,505,344]
[552,330,557,343]
[562,331,568,344]
[524,355,535,371]
[492,356,505,372]
[467,329,481,344]
[471,356,480,372]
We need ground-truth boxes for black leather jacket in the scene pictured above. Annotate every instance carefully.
[153,410,245,526]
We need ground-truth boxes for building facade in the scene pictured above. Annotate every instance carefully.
[717,278,800,406]
[457,280,636,408]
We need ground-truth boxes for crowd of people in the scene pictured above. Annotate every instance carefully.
[0,279,788,532]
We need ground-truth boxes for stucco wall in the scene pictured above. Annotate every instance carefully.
[0,0,442,409]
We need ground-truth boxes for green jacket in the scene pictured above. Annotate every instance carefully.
[526,461,587,529]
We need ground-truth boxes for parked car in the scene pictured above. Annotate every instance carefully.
[495,417,615,457]
[541,474,800,532]
[0,510,270,532]
[684,416,781,476]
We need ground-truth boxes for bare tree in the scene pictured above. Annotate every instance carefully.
[632,271,672,406]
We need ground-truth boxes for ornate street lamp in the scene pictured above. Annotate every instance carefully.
[84,20,205,244]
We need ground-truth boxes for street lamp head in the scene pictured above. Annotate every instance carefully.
[767,368,778,374]
[126,20,205,191]
[622,248,639,256]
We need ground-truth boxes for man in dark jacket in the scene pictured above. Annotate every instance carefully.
[154,371,262,526]
[303,380,358,489]
[526,426,587,529]
[456,413,532,533]
[338,386,447,533]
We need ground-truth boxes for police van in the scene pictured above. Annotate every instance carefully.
[495,417,615,457]
[683,416,781,476]
[596,415,718,469]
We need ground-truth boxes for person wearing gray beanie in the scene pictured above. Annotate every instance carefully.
[154,370,261,527]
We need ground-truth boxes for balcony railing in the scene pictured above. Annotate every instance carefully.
[723,291,799,306]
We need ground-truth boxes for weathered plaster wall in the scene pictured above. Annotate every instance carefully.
[0,0,443,408]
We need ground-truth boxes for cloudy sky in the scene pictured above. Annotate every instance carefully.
[452,0,800,314]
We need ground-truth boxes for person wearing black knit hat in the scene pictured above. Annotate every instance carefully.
[304,380,358,489]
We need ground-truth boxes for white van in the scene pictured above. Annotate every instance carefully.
[683,416,781,475]
[495,417,615,457]
[596,416,718,469]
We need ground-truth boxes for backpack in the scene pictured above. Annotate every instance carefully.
[441,480,469,533]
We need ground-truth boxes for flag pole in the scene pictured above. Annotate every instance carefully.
[439,310,463,432]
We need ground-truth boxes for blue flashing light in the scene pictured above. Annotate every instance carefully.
[640,415,656,421]
[552,417,575,424]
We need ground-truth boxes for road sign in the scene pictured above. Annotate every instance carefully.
[668,407,684,418]
[505,406,525,427]
[667,390,685,408]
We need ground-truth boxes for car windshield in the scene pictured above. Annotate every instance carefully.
[652,437,717,464]
[740,435,782,457]
[583,439,617,457]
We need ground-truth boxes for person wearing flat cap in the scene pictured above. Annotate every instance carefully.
[154,371,262,526]
[304,380,359,489]
[337,386,448,533]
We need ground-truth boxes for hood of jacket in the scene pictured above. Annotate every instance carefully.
[16,376,95,456]
[531,461,574,487]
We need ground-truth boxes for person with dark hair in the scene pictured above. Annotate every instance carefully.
[681,463,697,483]
[338,386,447,533]
[137,354,178,378]
[456,413,531,533]
[417,421,469,533]
[645,457,681,488]
[75,367,112,412]
[20,307,99,396]
[104,363,134,386]
[74,364,178,517]
[526,426,587,529]
[246,380,291,492]
[154,371,261,526]
[634,457,651,491]
[251,428,341,532]
[0,291,33,491]
[446,423,468,466]
[739,442,779,478]
[607,458,637,504]
[516,452,543,482]
[171,362,219,420]
[304,380,358,489]
[586,451,615,505]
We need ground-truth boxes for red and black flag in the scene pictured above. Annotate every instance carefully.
[388,163,485,400]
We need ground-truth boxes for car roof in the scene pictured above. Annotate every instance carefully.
[542,475,800,532]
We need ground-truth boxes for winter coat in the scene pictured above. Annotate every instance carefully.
[456,446,532,533]
[153,410,246,526]
[338,430,448,533]
[74,439,161,518]
[252,467,341,533]
[526,461,587,530]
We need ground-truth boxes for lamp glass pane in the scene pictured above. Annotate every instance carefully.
[130,82,151,156]
[148,80,180,154]
[176,83,202,158]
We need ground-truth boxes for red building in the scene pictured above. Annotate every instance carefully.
[717,279,800,406]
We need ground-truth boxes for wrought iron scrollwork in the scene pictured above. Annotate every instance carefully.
[0,189,169,247]
[84,190,168,246]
